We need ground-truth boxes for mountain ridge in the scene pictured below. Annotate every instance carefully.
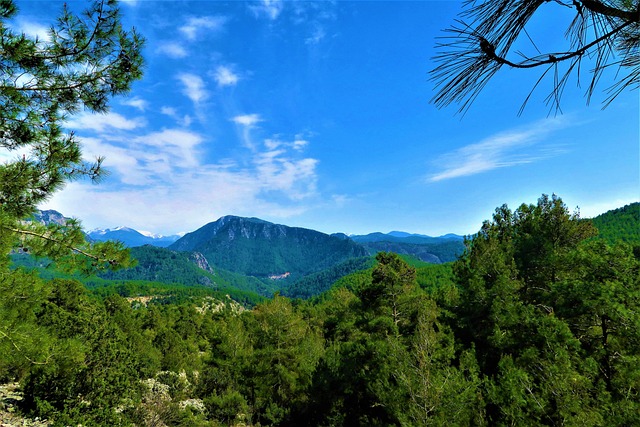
[168,216,369,280]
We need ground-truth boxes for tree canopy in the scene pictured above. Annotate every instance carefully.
[431,0,640,114]
[0,0,143,271]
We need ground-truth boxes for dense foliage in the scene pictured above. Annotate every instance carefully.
[98,245,277,297]
[281,256,375,299]
[2,1,634,424]
[2,195,638,426]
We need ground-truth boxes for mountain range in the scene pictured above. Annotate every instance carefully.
[24,211,467,298]
[88,226,181,248]
[23,203,637,300]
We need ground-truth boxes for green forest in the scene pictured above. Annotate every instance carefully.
[1,0,639,425]
[2,195,639,426]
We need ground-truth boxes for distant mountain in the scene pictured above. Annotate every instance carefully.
[350,231,465,263]
[169,215,369,280]
[29,210,181,248]
[387,231,463,240]
[351,231,464,245]
[88,227,180,248]
[31,209,72,226]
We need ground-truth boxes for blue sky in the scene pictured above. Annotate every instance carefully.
[10,0,639,236]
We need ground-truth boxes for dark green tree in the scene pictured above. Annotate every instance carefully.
[0,0,143,271]
[451,194,638,425]
[555,240,640,424]
[362,252,419,334]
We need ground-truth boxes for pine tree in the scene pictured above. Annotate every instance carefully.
[0,0,143,271]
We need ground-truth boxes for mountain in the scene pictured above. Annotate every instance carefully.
[31,209,70,226]
[387,231,464,240]
[351,231,464,245]
[29,210,181,248]
[169,215,369,280]
[88,227,180,248]
[350,231,465,263]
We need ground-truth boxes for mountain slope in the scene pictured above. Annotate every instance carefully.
[590,202,640,244]
[169,216,369,279]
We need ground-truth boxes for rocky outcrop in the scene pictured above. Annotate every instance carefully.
[189,252,214,273]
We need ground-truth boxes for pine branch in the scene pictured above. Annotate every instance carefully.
[4,224,115,265]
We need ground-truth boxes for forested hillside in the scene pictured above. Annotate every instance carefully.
[98,245,278,297]
[351,232,465,263]
[169,216,369,281]
[591,202,639,244]
[2,195,639,426]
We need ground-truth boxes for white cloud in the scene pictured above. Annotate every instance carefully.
[255,152,318,200]
[293,139,309,150]
[249,0,284,20]
[156,42,189,58]
[214,66,239,86]
[232,114,263,127]
[161,106,193,127]
[161,106,177,117]
[177,73,208,104]
[41,126,320,234]
[428,118,570,182]
[121,97,148,111]
[232,114,264,150]
[179,16,226,40]
[77,128,205,186]
[66,112,146,133]
[13,19,50,42]
[264,137,308,151]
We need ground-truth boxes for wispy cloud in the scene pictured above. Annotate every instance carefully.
[66,112,146,133]
[121,97,148,111]
[11,18,50,42]
[305,26,326,45]
[255,152,318,200]
[428,118,570,182]
[214,66,240,86]
[161,106,192,127]
[179,16,226,40]
[42,126,320,233]
[232,114,263,127]
[265,137,309,151]
[157,42,189,59]
[177,73,208,105]
[232,114,263,150]
[249,0,284,20]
